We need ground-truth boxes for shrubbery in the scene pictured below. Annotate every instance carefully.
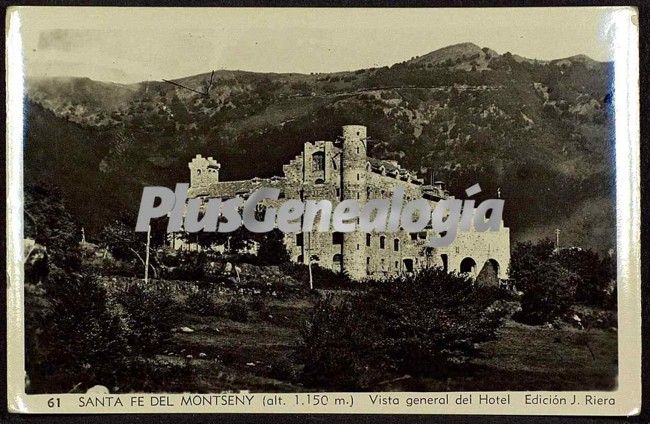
[298,268,507,390]
[509,239,616,324]
[161,250,207,281]
[118,357,192,393]
[555,248,615,308]
[24,185,132,393]
[114,283,180,354]
[516,260,580,324]
[24,184,187,392]
[256,229,290,265]
[280,262,357,290]
[224,297,251,322]
[185,288,220,316]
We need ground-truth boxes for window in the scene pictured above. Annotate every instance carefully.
[333,254,342,263]
[367,257,370,265]
[314,178,325,185]
[366,234,371,246]
[380,236,386,249]
[394,239,400,252]
[410,233,418,241]
[356,173,360,181]
[333,232,343,245]
[312,151,325,171]
[296,233,303,247]
[395,261,399,269]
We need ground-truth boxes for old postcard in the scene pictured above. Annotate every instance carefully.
[6,6,641,415]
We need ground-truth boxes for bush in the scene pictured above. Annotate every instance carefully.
[224,297,251,322]
[509,240,611,322]
[250,296,269,314]
[117,356,192,392]
[268,355,299,382]
[298,268,507,390]
[24,185,134,393]
[114,284,180,354]
[280,262,357,290]
[185,289,219,316]
[257,230,290,265]
[28,272,131,393]
[162,251,207,281]
[516,260,579,324]
[555,248,616,308]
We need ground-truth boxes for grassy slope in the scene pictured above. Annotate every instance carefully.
[149,285,616,393]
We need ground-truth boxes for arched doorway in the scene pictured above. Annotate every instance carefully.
[459,257,477,275]
[476,259,500,285]
[403,258,414,273]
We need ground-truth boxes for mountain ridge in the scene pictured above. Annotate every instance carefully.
[27,42,607,88]
[23,43,616,253]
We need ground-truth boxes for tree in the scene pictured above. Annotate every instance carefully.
[24,183,81,273]
[24,184,131,393]
[99,220,159,278]
[509,238,556,284]
[516,260,579,324]
[555,248,616,308]
[32,272,130,392]
[257,229,290,265]
[509,239,580,324]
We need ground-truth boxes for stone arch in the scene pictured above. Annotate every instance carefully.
[487,259,500,275]
[476,259,500,285]
[459,257,477,275]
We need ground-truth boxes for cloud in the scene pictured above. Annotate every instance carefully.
[37,29,108,52]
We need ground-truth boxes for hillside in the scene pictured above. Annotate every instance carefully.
[24,43,616,252]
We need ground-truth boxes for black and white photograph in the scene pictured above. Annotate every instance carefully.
[5,6,641,415]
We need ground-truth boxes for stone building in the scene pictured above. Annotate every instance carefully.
[185,125,510,282]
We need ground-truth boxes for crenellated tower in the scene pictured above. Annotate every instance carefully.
[189,154,220,190]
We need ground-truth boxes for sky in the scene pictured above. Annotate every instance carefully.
[13,7,625,84]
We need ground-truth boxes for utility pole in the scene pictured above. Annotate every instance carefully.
[308,255,318,290]
[144,225,151,283]
[555,228,560,250]
[81,227,86,244]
